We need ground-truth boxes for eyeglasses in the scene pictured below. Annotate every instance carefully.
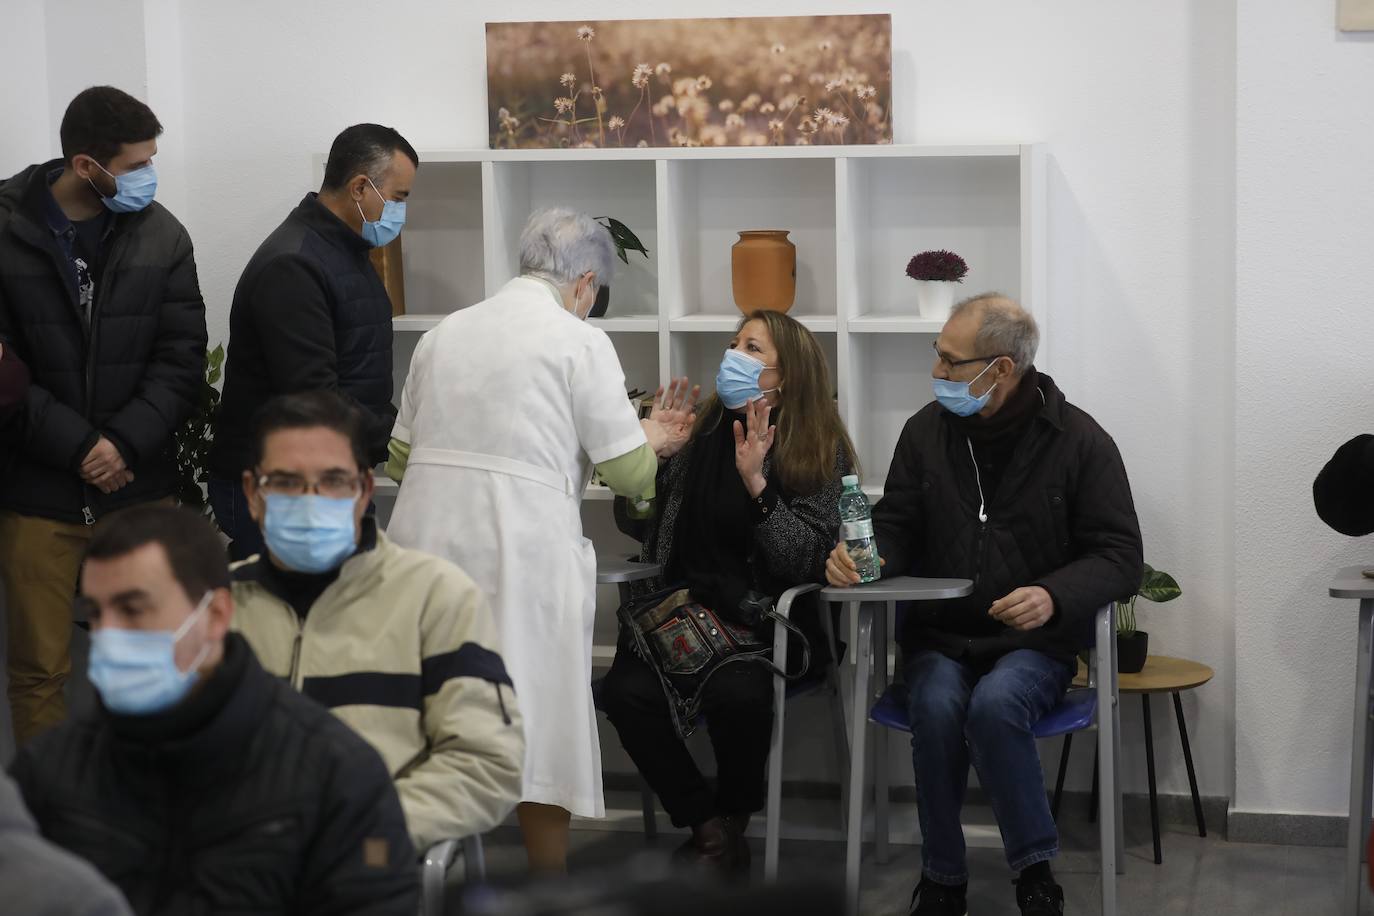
[255,471,363,499]
[931,340,1009,373]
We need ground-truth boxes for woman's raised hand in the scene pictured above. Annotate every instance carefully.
[643,377,699,459]
[733,396,774,499]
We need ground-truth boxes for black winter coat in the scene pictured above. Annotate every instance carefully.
[9,634,419,916]
[0,160,207,524]
[210,194,395,479]
[873,373,1144,662]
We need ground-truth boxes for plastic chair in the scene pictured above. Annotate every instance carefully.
[853,604,1123,915]
[420,835,485,916]
[592,582,850,881]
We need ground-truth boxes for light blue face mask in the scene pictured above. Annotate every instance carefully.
[357,177,406,248]
[932,358,1003,417]
[88,592,212,716]
[90,161,157,213]
[263,493,359,573]
[715,348,778,410]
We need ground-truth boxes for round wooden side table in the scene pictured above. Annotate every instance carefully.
[1073,654,1214,864]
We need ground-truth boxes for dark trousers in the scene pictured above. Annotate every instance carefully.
[600,645,774,829]
[207,477,265,562]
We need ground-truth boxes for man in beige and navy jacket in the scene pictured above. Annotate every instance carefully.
[227,391,524,854]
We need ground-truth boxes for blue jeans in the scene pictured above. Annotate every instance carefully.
[904,648,1074,884]
[207,477,265,562]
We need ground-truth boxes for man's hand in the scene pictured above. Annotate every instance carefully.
[81,436,127,484]
[989,586,1055,631]
[824,540,884,587]
[91,469,135,494]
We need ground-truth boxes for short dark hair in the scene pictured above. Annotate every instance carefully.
[86,505,229,601]
[321,123,419,192]
[250,390,371,472]
[59,86,163,166]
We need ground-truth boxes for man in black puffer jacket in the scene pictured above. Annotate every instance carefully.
[0,86,207,747]
[9,504,418,916]
[209,123,417,559]
[827,294,1143,916]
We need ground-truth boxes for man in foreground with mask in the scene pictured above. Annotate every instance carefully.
[826,294,1143,916]
[209,123,418,559]
[8,504,419,914]
[230,390,525,854]
[0,85,207,746]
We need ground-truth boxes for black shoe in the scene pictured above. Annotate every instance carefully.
[1015,874,1065,915]
[908,878,967,916]
[671,817,750,881]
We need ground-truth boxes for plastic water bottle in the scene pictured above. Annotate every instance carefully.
[839,474,881,583]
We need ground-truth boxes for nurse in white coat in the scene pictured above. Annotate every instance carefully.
[385,208,696,872]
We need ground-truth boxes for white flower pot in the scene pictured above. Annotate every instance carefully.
[912,280,957,320]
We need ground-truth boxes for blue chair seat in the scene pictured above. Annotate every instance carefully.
[869,683,1098,738]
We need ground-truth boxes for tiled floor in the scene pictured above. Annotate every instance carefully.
[468,813,1357,915]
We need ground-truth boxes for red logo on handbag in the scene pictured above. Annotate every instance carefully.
[672,634,693,660]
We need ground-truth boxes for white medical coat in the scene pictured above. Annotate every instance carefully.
[387,277,646,817]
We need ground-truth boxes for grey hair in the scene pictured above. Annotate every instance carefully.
[518,208,616,289]
[950,292,1039,374]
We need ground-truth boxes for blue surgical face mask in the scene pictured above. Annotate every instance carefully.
[263,493,359,573]
[90,161,158,213]
[357,177,406,248]
[715,348,779,410]
[88,592,213,716]
[932,358,1003,417]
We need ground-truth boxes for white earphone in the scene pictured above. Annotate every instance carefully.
[967,438,988,523]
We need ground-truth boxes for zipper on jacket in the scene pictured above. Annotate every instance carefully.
[494,684,511,726]
[82,506,95,526]
[288,629,303,687]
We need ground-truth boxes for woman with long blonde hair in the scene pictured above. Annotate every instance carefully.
[602,309,858,876]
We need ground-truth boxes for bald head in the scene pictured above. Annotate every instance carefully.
[947,293,1039,376]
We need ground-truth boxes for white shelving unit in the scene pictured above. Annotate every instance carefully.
[366,142,1046,499]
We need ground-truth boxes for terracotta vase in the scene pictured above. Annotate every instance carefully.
[731,230,796,314]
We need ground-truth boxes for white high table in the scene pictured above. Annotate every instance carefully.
[1333,566,1374,915]
[820,576,975,916]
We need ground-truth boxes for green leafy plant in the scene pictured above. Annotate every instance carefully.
[1116,562,1182,634]
[174,344,224,515]
[595,216,650,264]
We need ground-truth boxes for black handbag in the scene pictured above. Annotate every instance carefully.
[618,583,811,740]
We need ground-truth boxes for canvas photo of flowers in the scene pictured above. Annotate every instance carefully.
[486,15,892,150]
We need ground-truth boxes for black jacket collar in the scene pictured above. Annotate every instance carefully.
[291,192,372,256]
[1,159,135,251]
[102,634,271,785]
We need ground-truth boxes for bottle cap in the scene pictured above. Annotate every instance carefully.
[841,474,859,487]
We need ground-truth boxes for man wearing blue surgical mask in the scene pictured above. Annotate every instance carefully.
[231,390,524,854]
[7,504,419,914]
[826,294,1143,916]
[210,123,419,560]
[0,86,207,747]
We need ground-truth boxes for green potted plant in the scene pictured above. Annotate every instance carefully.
[592,216,649,318]
[173,344,224,515]
[1116,563,1182,673]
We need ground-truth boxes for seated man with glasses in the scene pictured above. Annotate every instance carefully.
[825,294,1143,916]
[230,390,525,855]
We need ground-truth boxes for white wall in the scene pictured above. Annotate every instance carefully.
[1233,0,1374,817]
[13,0,1369,820]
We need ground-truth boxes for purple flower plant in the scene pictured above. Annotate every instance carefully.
[906,250,969,283]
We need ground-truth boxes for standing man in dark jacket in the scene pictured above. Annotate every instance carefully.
[0,86,207,746]
[826,294,1143,916]
[209,123,417,559]
[9,504,418,915]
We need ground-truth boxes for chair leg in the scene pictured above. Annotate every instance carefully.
[639,776,658,841]
[1052,732,1073,822]
[461,835,486,882]
[1088,745,1099,824]
[1142,694,1162,865]
[765,619,789,881]
[829,657,852,834]
[874,722,890,865]
[1173,691,1207,838]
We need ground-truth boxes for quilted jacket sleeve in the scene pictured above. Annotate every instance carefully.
[872,413,925,578]
[101,221,208,467]
[1032,427,1144,639]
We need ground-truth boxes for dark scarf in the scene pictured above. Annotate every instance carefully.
[666,407,755,616]
[949,367,1043,500]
